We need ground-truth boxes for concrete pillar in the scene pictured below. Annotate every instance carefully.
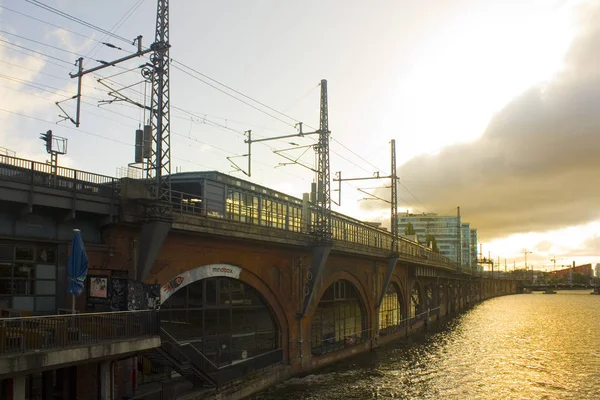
[100,361,113,400]
[12,376,26,400]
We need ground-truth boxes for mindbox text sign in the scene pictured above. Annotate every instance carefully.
[160,264,242,302]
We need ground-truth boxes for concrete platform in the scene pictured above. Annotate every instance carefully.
[0,336,160,378]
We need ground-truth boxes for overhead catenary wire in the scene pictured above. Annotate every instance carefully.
[84,0,146,59]
[171,63,297,128]
[24,0,133,44]
[0,5,107,45]
[171,59,302,126]
[0,29,88,58]
[2,5,431,212]
[0,107,132,146]
[0,38,74,65]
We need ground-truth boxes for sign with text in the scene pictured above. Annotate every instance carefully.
[161,264,242,303]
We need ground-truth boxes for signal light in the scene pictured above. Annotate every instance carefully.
[39,130,52,154]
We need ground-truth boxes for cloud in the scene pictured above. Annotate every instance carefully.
[534,240,554,252]
[571,235,600,257]
[365,3,600,241]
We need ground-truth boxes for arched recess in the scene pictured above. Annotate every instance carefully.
[424,284,435,310]
[159,264,286,368]
[410,281,423,320]
[379,281,406,336]
[310,279,367,355]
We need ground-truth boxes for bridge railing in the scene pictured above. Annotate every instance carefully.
[0,154,118,198]
[171,188,467,272]
[0,310,159,356]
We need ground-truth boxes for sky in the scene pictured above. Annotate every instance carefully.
[0,0,598,271]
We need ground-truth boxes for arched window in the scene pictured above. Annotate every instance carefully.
[160,277,279,367]
[410,284,421,320]
[425,285,434,310]
[310,280,366,355]
[379,283,405,336]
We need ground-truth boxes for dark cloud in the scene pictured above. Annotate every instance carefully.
[366,4,600,241]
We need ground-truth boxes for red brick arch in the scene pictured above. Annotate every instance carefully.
[156,263,289,345]
[306,270,372,325]
[410,279,424,313]
[389,274,408,318]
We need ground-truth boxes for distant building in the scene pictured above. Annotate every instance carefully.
[400,234,418,243]
[363,221,388,231]
[470,229,479,269]
[461,224,471,269]
[550,263,593,279]
[398,213,478,269]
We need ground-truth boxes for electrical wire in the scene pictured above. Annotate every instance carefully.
[24,0,133,44]
[0,108,132,146]
[0,29,88,58]
[0,38,74,65]
[85,0,146,59]
[171,63,296,128]
[2,6,431,212]
[0,5,106,45]
[172,59,301,126]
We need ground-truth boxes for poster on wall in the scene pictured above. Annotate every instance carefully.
[86,274,111,311]
[90,277,108,298]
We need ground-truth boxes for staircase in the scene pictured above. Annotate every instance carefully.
[144,328,219,389]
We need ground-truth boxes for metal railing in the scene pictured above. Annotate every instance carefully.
[0,154,118,198]
[171,188,467,272]
[310,327,373,355]
[0,153,473,274]
[0,310,159,355]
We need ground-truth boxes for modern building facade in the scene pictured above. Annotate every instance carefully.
[461,224,471,269]
[470,229,479,270]
[398,213,478,270]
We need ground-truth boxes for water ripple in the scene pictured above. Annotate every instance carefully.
[253,291,600,400]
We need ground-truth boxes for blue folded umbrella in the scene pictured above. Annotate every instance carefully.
[67,229,88,297]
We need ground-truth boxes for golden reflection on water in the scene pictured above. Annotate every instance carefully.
[253,291,600,400]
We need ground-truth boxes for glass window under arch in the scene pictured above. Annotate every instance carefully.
[160,277,280,367]
[310,280,366,355]
[410,284,421,320]
[379,283,405,336]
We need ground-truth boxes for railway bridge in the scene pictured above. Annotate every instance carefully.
[0,154,518,399]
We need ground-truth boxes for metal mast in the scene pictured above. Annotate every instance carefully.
[142,0,171,215]
[390,139,398,252]
[314,79,331,241]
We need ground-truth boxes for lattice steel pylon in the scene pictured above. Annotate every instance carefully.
[390,139,398,252]
[314,79,332,241]
[142,0,172,215]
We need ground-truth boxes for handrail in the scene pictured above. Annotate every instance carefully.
[0,154,474,272]
[0,154,116,183]
[172,187,467,272]
[159,327,219,371]
[0,310,159,355]
[0,154,118,198]
[0,309,156,321]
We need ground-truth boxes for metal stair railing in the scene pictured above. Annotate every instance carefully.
[159,328,219,388]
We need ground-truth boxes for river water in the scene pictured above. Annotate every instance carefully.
[253,291,600,400]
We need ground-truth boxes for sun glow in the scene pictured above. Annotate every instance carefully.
[389,1,579,162]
